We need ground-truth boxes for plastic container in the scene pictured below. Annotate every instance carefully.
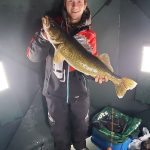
[91,133,132,150]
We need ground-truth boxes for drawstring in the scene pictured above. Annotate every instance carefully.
[66,18,70,103]
[82,74,87,91]
[66,65,70,103]
[65,17,69,33]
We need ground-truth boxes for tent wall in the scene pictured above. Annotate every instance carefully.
[0,0,149,149]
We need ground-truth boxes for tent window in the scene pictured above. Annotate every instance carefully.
[0,61,9,91]
[141,46,150,73]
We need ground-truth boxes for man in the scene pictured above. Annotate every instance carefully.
[27,0,108,149]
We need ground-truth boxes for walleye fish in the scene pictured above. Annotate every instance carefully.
[42,16,137,99]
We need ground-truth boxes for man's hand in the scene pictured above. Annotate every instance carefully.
[95,75,108,84]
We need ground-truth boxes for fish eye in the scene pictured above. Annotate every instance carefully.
[50,20,55,27]
[51,23,55,27]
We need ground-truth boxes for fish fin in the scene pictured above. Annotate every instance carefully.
[97,53,114,72]
[115,77,137,99]
[53,51,65,63]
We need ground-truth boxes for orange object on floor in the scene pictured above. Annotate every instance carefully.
[107,147,112,150]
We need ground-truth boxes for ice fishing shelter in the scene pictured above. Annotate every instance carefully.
[0,0,150,149]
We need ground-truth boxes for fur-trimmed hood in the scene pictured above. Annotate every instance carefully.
[62,6,92,30]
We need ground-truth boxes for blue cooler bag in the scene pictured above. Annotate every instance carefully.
[91,127,132,150]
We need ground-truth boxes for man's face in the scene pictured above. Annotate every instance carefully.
[65,0,87,23]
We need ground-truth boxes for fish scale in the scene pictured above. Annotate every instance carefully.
[42,16,137,99]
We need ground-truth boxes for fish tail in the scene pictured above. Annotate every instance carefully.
[115,77,137,98]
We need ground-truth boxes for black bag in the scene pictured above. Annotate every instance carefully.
[141,138,150,150]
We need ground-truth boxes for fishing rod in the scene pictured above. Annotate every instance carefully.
[130,0,150,21]
[92,0,112,19]
[106,108,114,150]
